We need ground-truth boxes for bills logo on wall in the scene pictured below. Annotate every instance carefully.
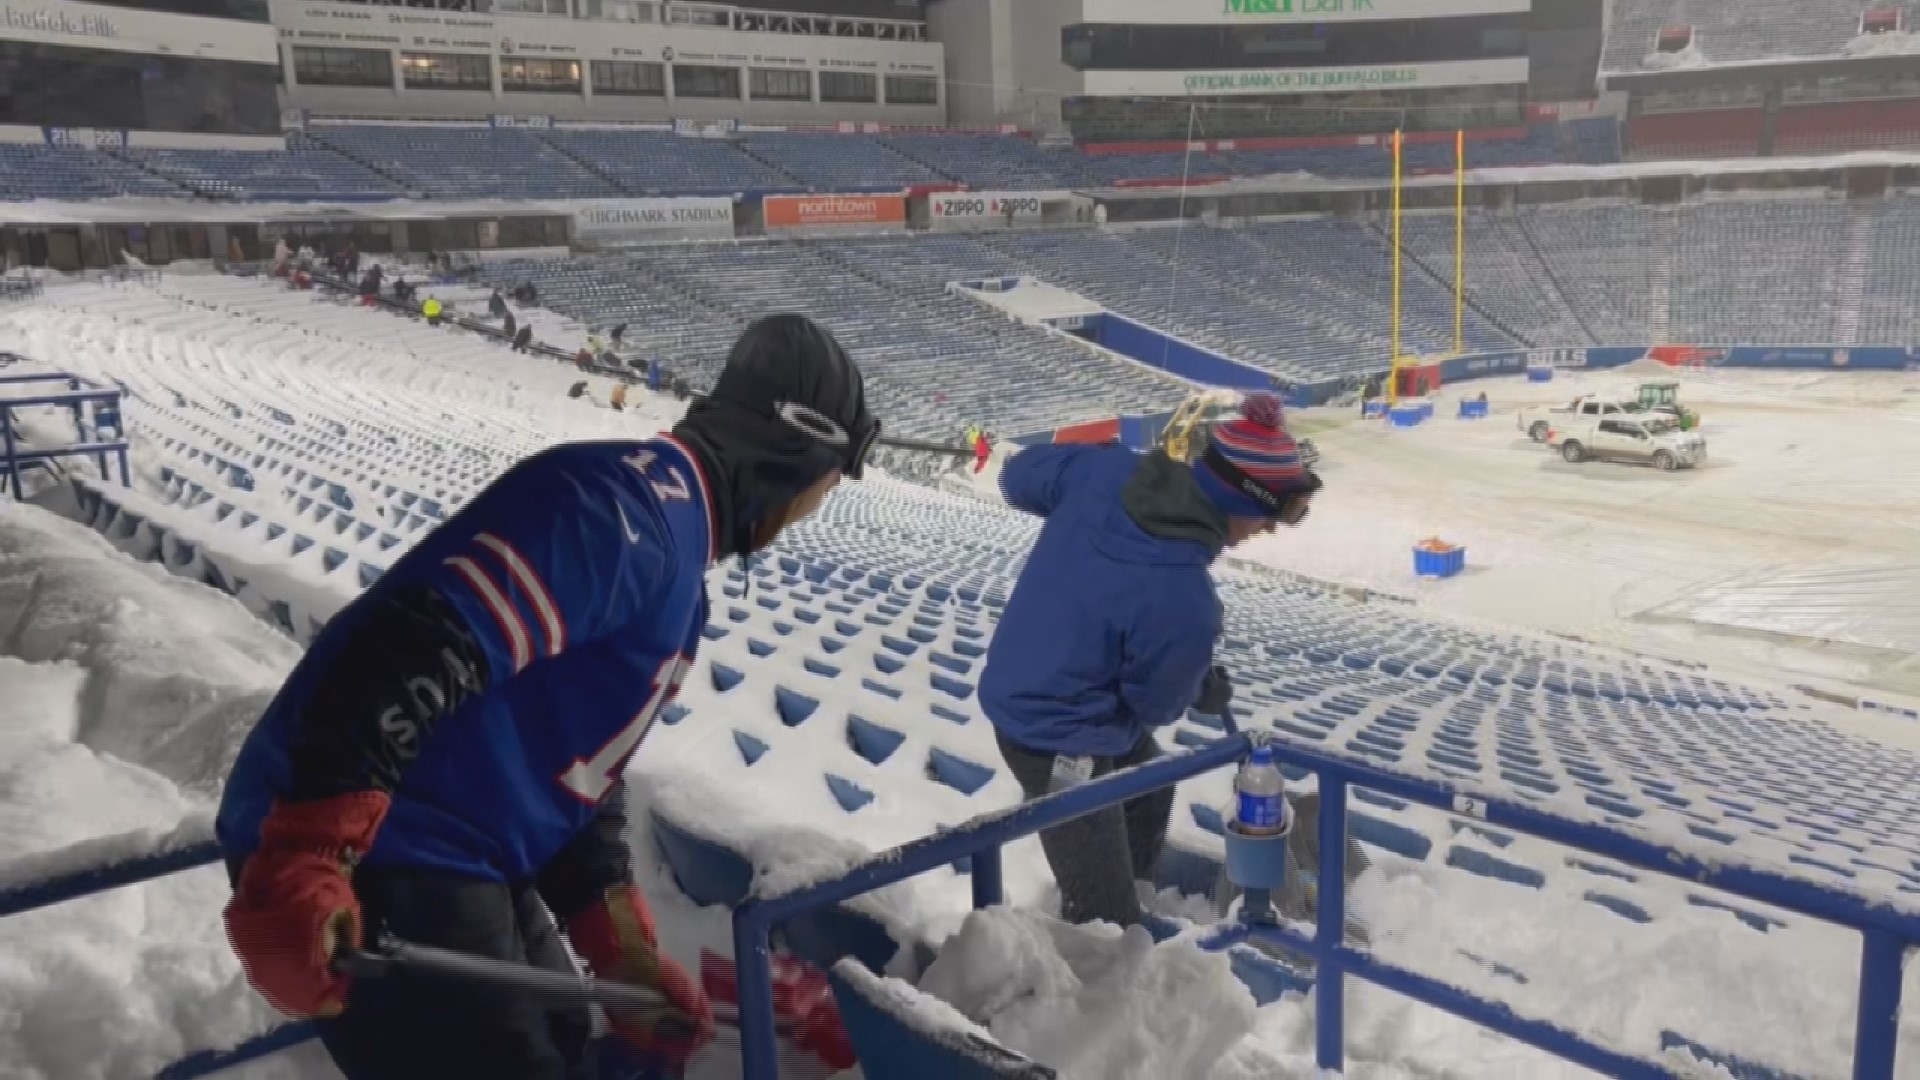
[1527,348,1585,370]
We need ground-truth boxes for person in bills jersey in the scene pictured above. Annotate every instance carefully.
[216,313,878,1079]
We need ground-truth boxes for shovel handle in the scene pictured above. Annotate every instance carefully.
[336,935,695,1037]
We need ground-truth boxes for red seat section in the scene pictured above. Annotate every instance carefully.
[1628,108,1766,159]
[1774,98,1920,155]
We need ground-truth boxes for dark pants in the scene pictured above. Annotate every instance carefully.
[228,861,596,1080]
[994,727,1174,927]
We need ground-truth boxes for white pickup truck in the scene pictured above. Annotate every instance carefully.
[1516,395,1635,442]
[1546,415,1707,471]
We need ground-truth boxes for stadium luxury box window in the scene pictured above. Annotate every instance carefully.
[291,45,393,89]
[501,57,582,94]
[884,73,936,104]
[78,0,267,18]
[672,64,742,99]
[401,51,491,91]
[0,41,277,134]
[591,60,666,96]
[818,70,877,103]
[749,67,813,101]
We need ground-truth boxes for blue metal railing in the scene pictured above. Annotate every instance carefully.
[1,367,132,498]
[731,732,1918,1080]
[2,729,1913,1079]
[0,834,326,1079]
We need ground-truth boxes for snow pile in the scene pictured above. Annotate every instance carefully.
[917,908,1258,1080]
[0,502,299,1080]
[1640,42,1710,70]
[1352,853,1920,1077]
[1844,29,1920,56]
[0,501,298,794]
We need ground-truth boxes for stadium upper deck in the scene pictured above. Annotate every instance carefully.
[1601,0,1910,72]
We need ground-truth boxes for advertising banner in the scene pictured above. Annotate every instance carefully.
[1082,58,1529,98]
[1083,0,1528,25]
[572,198,735,242]
[763,193,906,230]
[928,190,1070,228]
[1437,351,1526,382]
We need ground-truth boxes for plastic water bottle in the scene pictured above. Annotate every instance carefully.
[1234,745,1289,836]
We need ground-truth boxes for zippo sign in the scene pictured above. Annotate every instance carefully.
[929,190,1064,227]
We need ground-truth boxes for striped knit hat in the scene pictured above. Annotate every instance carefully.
[1196,392,1312,519]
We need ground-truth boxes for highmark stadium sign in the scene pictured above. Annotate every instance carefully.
[1082,57,1530,97]
[1083,0,1528,25]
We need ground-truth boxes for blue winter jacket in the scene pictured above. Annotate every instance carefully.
[980,444,1225,757]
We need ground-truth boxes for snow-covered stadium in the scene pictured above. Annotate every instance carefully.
[4,0,1920,1078]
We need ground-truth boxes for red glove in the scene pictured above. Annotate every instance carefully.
[223,791,390,1019]
[566,885,715,1066]
[702,950,856,1070]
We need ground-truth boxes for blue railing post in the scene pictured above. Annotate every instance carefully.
[972,843,1004,909]
[729,735,1251,1077]
[8,716,1920,1080]
[732,908,781,1080]
[1315,774,1349,1073]
[3,404,18,498]
[1853,930,1904,1080]
[0,839,223,919]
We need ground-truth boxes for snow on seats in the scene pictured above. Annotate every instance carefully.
[4,273,1919,1074]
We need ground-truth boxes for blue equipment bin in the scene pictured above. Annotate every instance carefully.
[1526,367,1554,383]
[1361,400,1388,418]
[1457,399,1489,419]
[1387,406,1424,428]
[1413,545,1466,578]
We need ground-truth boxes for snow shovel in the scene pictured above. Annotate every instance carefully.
[336,937,845,1080]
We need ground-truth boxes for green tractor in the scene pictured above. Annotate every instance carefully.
[1630,379,1701,431]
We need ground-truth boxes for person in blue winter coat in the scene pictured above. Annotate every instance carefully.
[216,314,878,1080]
[981,392,1320,927]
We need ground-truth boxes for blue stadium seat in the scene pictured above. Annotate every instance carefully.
[125,134,400,201]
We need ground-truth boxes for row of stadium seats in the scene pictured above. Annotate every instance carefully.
[44,280,1918,1011]
[475,195,1920,394]
[1402,197,1920,350]
[0,122,1618,203]
[483,241,1188,440]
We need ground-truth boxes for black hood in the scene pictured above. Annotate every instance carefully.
[673,314,877,559]
[1120,451,1228,555]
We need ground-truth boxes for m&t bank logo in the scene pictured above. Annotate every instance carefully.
[1224,0,1375,13]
